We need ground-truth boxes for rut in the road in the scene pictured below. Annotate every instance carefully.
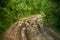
[2,14,54,40]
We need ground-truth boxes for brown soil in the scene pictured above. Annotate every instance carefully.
[2,14,55,40]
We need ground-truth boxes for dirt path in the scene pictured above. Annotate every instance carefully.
[2,14,55,40]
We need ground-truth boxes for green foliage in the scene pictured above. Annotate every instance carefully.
[40,0,60,34]
[0,0,41,34]
[40,0,57,25]
[0,0,60,36]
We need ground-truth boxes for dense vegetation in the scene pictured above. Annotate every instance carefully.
[40,0,60,34]
[0,0,60,36]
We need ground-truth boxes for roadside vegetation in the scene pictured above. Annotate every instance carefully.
[0,0,60,38]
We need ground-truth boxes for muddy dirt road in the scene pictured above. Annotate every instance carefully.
[2,14,57,40]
